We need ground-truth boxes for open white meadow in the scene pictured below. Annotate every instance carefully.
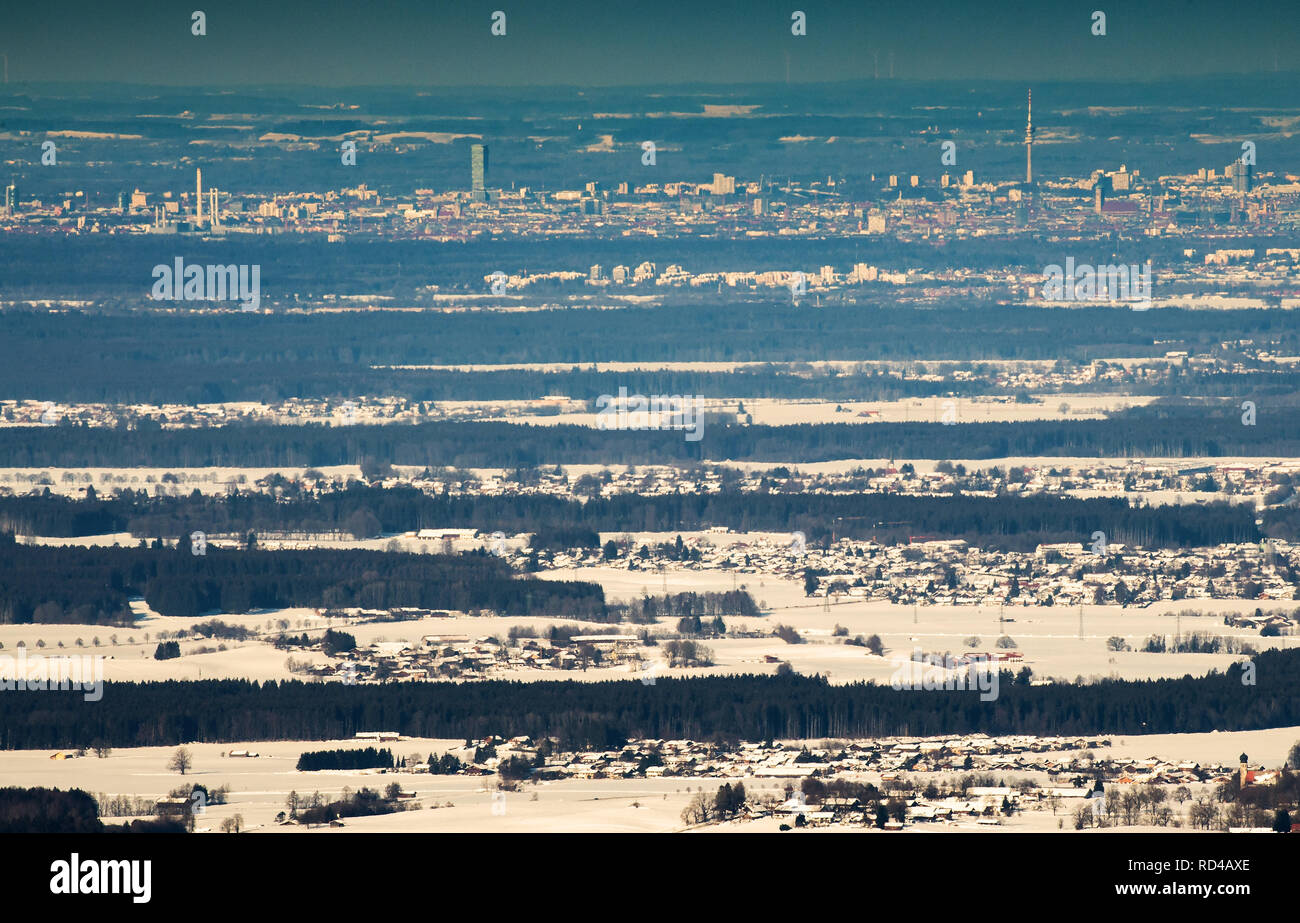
[0,564,1290,686]
[2,727,1295,834]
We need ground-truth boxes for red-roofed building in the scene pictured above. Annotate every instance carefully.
[1101,201,1140,218]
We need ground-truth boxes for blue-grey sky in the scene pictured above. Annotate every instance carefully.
[1,1,1295,86]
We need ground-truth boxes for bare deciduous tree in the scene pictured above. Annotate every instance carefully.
[167,746,193,775]
[680,790,713,826]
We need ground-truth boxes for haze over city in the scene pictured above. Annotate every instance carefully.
[0,0,1294,908]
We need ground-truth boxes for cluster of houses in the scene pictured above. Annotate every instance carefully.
[0,394,612,438]
[382,731,1276,830]
[308,632,651,684]
[523,532,1299,611]
[409,731,1251,785]
[351,457,1300,508]
[1223,610,1297,632]
[393,732,1111,781]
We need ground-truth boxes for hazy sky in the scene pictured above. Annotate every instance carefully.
[2,0,1296,86]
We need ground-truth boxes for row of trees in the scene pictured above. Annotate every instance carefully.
[1071,788,1292,831]
[0,483,1262,550]
[1,650,1295,750]
[295,747,395,772]
[4,296,1298,404]
[609,590,762,625]
[2,405,1296,469]
[0,537,605,623]
[289,786,407,827]
[0,786,187,833]
[681,782,750,825]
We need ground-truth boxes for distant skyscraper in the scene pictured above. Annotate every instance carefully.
[1025,89,1034,185]
[1229,161,1253,194]
[196,168,203,225]
[3,182,16,215]
[471,144,488,201]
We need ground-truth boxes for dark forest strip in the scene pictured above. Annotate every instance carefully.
[0,652,1289,750]
[1,401,1296,467]
[0,487,1261,550]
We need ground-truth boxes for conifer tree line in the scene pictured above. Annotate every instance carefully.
[0,401,1296,469]
[0,651,1293,750]
[0,485,1261,550]
[3,298,1299,399]
[0,534,604,624]
[295,747,395,771]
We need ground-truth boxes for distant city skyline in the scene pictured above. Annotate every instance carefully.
[1,0,1297,87]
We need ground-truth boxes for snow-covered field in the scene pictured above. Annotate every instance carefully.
[0,569,1290,687]
[539,568,1293,685]
[485,393,1156,427]
[1,727,1294,834]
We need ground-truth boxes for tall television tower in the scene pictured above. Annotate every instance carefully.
[196,168,204,226]
[1025,89,1034,185]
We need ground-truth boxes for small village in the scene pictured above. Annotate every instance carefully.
[297,629,662,683]
[517,531,1299,612]
[363,731,1286,830]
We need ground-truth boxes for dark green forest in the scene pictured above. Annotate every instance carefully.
[0,536,605,624]
[1,302,1299,402]
[0,485,1261,550]
[2,399,1296,467]
[0,787,184,833]
[295,747,395,771]
[0,652,1290,750]
[0,787,102,834]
